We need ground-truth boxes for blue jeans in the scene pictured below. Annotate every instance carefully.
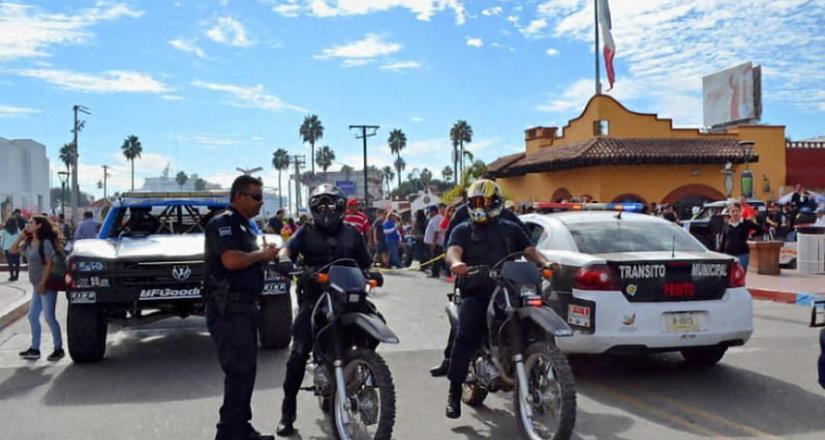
[386,240,401,268]
[736,254,750,273]
[28,286,62,351]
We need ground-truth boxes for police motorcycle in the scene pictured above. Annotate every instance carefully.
[292,257,398,440]
[447,252,577,440]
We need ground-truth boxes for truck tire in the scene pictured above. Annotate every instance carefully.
[259,293,293,349]
[67,305,107,363]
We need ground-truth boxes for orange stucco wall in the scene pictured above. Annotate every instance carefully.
[506,95,786,204]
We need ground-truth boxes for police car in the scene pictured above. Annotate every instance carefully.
[521,202,753,366]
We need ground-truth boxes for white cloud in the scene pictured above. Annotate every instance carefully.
[74,152,175,195]
[161,94,184,101]
[481,6,503,16]
[523,18,548,36]
[273,2,302,17]
[0,3,143,60]
[315,34,402,66]
[13,69,169,93]
[410,116,424,123]
[206,16,252,47]
[169,38,206,59]
[466,37,483,48]
[299,0,466,24]
[0,105,40,117]
[191,80,307,112]
[381,60,422,71]
[545,48,559,56]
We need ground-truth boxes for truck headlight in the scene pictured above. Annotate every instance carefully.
[76,260,106,272]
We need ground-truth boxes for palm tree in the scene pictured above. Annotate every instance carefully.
[272,148,290,207]
[300,114,324,176]
[388,128,407,188]
[450,120,473,182]
[381,165,395,194]
[393,156,406,190]
[175,171,188,189]
[441,165,453,183]
[121,134,143,191]
[316,145,335,180]
[340,164,354,182]
[194,178,207,191]
[420,168,433,189]
[463,149,474,163]
[59,142,74,173]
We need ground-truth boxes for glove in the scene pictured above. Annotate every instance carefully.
[276,256,293,276]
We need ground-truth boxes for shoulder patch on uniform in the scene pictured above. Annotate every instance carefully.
[218,226,232,237]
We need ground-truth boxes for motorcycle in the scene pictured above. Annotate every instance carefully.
[293,258,399,440]
[446,252,577,440]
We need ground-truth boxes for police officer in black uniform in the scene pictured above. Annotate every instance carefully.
[275,184,372,436]
[205,175,279,440]
[443,179,551,419]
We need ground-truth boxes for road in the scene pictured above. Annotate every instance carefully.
[1,270,824,439]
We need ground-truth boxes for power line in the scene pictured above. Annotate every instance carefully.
[288,154,306,214]
[71,104,90,222]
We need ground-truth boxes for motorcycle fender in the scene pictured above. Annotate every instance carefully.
[518,306,574,337]
[445,303,459,328]
[340,313,400,344]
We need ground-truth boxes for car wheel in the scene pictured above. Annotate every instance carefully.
[67,305,107,363]
[680,346,727,366]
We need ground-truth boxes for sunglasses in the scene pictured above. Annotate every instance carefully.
[241,192,263,202]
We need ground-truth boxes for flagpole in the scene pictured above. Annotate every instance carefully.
[594,0,602,95]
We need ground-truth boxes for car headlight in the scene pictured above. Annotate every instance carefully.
[76,260,106,272]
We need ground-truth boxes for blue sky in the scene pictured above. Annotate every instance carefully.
[1,0,823,196]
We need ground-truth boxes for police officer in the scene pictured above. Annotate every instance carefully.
[443,179,550,419]
[205,175,279,440]
[275,184,372,436]
[429,181,530,377]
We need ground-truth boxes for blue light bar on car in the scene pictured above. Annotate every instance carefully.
[533,202,645,212]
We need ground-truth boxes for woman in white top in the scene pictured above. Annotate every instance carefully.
[1,218,20,281]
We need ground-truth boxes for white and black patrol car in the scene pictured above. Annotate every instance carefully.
[65,192,292,363]
[521,202,753,366]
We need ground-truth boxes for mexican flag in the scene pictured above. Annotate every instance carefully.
[599,0,616,90]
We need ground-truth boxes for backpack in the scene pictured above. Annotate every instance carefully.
[40,239,67,291]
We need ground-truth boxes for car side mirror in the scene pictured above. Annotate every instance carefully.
[811,300,825,327]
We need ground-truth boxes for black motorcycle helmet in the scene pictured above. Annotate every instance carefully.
[309,183,347,233]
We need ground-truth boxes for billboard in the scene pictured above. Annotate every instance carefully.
[702,62,762,128]
[336,180,356,196]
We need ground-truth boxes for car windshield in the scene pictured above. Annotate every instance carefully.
[107,203,225,238]
[566,220,706,254]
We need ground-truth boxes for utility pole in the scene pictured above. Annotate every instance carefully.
[102,165,110,200]
[594,0,602,95]
[71,105,90,224]
[289,155,306,214]
[348,125,379,206]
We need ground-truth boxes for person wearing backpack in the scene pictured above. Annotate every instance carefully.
[9,215,65,361]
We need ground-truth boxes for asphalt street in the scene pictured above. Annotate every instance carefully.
[1,270,824,439]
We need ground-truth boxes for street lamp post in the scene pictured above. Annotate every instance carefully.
[739,141,755,199]
[57,171,69,215]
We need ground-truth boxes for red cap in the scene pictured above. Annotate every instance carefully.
[346,198,360,207]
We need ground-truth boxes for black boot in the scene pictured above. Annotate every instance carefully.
[276,397,296,437]
[429,358,449,377]
[247,427,274,440]
[445,382,462,419]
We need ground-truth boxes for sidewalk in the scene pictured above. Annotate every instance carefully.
[0,276,32,332]
[747,269,825,306]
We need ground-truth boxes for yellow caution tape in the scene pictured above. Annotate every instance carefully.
[373,253,445,272]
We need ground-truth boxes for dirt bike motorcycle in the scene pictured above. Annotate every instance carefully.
[446,253,577,440]
[293,258,398,440]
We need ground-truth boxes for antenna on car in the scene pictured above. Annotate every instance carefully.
[671,234,676,258]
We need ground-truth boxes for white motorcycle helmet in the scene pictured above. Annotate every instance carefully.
[466,179,504,223]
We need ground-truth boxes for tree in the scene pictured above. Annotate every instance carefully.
[316,145,335,179]
[121,134,143,191]
[463,149,474,163]
[442,165,453,183]
[271,148,290,208]
[300,114,324,176]
[381,165,395,194]
[450,120,473,182]
[194,178,207,191]
[387,128,407,188]
[175,171,188,189]
[340,164,354,181]
[59,142,74,173]
[420,168,433,188]
[466,160,487,180]
[393,156,406,190]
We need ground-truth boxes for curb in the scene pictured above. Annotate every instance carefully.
[748,288,824,307]
[0,285,30,333]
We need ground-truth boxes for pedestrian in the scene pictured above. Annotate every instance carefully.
[765,202,782,239]
[280,218,296,241]
[203,175,278,440]
[372,208,388,267]
[74,211,99,240]
[1,218,21,281]
[739,196,757,221]
[343,198,371,238]
[9,215,65,361]
[12,209,27,231]
[268,209,285,234]
[815,207,825,226]
[719,202,762,272]
[662,204,679,223]
[423,205,445,278]
[413,209,428,266]
[57,213,73,244]
[383,211,402,268]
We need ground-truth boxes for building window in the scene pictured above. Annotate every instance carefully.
[593,120,609,136]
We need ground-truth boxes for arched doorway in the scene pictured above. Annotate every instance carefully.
[662,184,725,220]
[551,187,572,202]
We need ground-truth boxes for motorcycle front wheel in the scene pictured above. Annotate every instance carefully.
[332,349,396,440]
[514,342,576,440]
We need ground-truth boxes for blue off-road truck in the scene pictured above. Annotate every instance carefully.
[65,192,292,363]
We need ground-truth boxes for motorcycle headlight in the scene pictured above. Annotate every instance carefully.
[520,285,538,297]
[76,260,106,272]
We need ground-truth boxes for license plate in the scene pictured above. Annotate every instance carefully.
[665,312,699,332]
[567,304,591,328]
[263,282,287,295]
